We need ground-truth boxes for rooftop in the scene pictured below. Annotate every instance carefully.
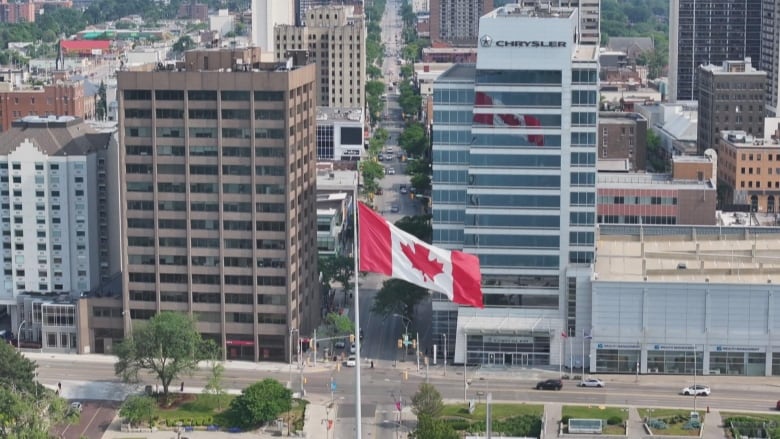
[595,225,780,284]
[574,45,599,62]
[436,63,475,82]
[316,107,363,123]
[597,171,715,190]
[720,130,780,148]
[1,116,111,156]
[599,112,646,125]
[484,4,575,19]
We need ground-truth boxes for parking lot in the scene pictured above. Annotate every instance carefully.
[52,400,119,439]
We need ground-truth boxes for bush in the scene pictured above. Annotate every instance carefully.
[607,416,623,426]
[561,415,571,424]
[683,420,701,430]
[647,419,668,430]
[442,418,471,431]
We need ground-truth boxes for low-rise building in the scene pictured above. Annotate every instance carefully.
[315,165,356,256]
[598,112,647,171]
[597,152,718,225]
[316,107,364,161]
[177,1,208,21]
[0,79,92,133]
[717,123,780,212]
[636,101,699,161]
[421,47,477,63]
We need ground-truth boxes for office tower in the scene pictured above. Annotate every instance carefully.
[252,0,293,52]
[118,48,319,362]
[431,4,598,367]
[761,0,780,116]
[429,0,493,46]
[0,116,118,324]
[697,59,765,154]
[668,0,762,102]
[275,5,366,108]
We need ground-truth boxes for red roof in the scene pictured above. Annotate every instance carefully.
[60,40,111,51]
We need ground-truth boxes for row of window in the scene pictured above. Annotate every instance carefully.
[128,255,286,269]
[598,215,678,225]
[126,164,286,176]
[125,108,287,120]
[127,182,286,194]
[128,219,285,231]
[126,127,286,139]
[129,236,286,249]
[127,145,286,158]
[124,90,286,102]
[432,131,596,148]
[598,196,678,205]
[128,273,288,286]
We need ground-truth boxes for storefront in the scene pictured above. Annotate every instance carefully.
[708,346,765,376]
[593,342,641,373]
[464,333,551,366]
[646,344,703,375]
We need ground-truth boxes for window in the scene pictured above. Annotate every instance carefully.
[221,90,250,101]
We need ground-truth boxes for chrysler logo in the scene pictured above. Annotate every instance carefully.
[480,35,492,47]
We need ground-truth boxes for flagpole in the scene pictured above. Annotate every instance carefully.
[353,185,363,439]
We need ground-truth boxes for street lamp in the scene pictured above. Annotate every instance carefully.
[692,343,698,411]
[17,319,26,354]
[392,314,411,362]
[442,333,447,376]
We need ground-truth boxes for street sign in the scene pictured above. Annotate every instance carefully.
[330,381,337,392]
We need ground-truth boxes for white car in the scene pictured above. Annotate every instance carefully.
[579,378,605,388]
[387,167,396,175]
[350,343,356,354]
[681,384,710,396]
[345,356,357,367]
[69,402,83,413]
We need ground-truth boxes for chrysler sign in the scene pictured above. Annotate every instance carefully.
[480,35,567,48]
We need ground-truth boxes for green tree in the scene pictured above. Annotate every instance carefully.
[410,173,431,195]
[411,383,444,418]
[114,312,216,397]
[319,255,355,294]
[360,160,385,194]
[394,215,432,243]
[228,379,292,429]
[321,312,355,338]
[203,361,227,410]
[409,415,459,439]
[119,395,155,428]
[399,123,428,157]
[0,342,74,437]
[96,81,107,121]
[172,35,195,54]
[370,279,427,322]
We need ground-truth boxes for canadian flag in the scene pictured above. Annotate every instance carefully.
[472,91,545,147]
[358,202,484,308]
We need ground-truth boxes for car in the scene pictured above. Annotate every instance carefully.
[681,384,711,396]
[536,379,563,390]
[391,204,400,213]
[387,167,396,175]
[69,402,83,413]
[387,146,394,153]
[399,185,408,194]
[334,341,346,349]
[579,378,605,388]
[350,343,356,354]
[345,356,357,367]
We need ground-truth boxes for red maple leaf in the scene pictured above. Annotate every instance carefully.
[400,242,444,282]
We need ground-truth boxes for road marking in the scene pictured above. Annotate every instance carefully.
[79,405,103,437]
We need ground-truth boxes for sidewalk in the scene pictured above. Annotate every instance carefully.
[702,409,725,438]
[543,403,561,437]
[626,407,646,437]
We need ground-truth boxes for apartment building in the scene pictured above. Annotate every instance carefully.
[275,5,366,108]
[429,0,492,46]
[717,126,780,213]
[0,116,119,343]
[668,0,762,101]
[0,80,91,133]
[697,59,765,154]
[118,47,319,362]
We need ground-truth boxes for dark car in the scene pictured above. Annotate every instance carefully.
[536,379,563,390]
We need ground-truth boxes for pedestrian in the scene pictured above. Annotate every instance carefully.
[57,382,62,391]
[180,382,184,392]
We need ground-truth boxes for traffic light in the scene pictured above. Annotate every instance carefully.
[412,339,417,349]
[349,334,355,343]
[397,339,403,349]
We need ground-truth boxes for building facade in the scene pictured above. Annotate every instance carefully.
[0,116,119,344]
[597,112,647,172]
[252,0,293,52]
[315,107,364,161]
[431,4,599,367]
[429,0,493,46]
[275,5,366,108]
[668,0,762,102]
[0,80,90,133]
[697,59,765,154]
[717,128,780,212]
[597,154,718,226]
[592,225,780,377]
[117,48,320,362]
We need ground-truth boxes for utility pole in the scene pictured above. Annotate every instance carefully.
[442,333,447,376]
[416,331,420,372]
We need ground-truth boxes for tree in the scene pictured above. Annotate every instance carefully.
[360,160,385,194]
[227,379,292,429]
[410,173,431,195]
[411,383,444,418]
[408,415,459,439]
[114,312,216,397]
[96,81,107,121]
[172,35,195,54]
[399,123,428,157]
[119,395,155,428]
[321,312,354,338]
[319,255,355,294]
[203,361,227,410]
[0,342,73,437]
[395,215,432,243]
[370,279,427,321]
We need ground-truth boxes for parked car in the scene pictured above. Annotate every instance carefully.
[69,402,83,413]
[681,384,710,396]
[346,356,357,367]
[579,378,605,388]
[391,204,400,213]
[536,379,563,391]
